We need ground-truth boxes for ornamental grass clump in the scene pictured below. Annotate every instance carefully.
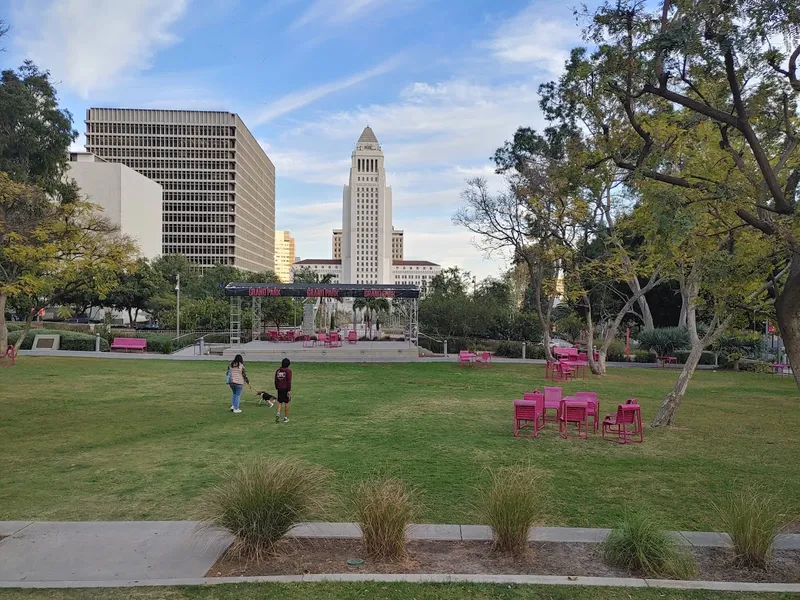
[200,457,329,559]
[477,465,545,556]
[353,477,420,560]
[602,510,697,579]
[714,485,787,569]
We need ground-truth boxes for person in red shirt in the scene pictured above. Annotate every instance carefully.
[274,357,293,423]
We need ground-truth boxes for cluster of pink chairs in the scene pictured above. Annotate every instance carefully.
[458,350,492,367]
[303,331,345,348]
[546,347,591,381]
[513,386,642,444]
[268,329,300,343]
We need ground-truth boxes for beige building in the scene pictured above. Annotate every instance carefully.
[333,228,404,261]
[274,230,296,282]
[68,152,162,260]
[83,108,275,271]
[293,127,440,292]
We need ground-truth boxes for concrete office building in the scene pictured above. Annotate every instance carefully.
[67,152,162,260]
[293,127,440,291]
[83,108,275,271]
[274,230,296,282]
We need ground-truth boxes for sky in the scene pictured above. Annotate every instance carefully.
[1,0,595,280]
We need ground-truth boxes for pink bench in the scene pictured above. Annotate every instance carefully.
[110,337,147,353]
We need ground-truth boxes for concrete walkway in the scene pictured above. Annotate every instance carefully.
[1,521,799,585]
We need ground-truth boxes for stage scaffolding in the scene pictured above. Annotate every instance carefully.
[224,282,420,348]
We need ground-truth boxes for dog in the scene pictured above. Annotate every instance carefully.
[255,390,277,407]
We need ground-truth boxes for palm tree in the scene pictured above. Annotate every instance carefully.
[353,297,390,340]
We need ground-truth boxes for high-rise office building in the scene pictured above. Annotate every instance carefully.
[293,127,440,291]
[84,108,275,271]
[274,230,296,282]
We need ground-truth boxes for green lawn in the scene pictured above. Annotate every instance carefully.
[0,357,797,530]
[0,584,797,600]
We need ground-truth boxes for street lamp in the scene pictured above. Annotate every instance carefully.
[175,273,181,339]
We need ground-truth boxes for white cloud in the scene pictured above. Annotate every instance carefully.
[488,6,582,75]
[11,0,188,98]
[254,57,402,125]
[291,0,393,29]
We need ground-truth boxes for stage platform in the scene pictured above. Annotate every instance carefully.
[222,339,421,361]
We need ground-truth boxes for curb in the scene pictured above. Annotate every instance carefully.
[1,573,799,592]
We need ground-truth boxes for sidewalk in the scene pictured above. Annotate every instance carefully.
[1,520,799,584]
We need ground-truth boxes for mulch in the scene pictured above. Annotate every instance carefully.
[208,538,800,583]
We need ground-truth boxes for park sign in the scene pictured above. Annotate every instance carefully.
[224,282,420,299]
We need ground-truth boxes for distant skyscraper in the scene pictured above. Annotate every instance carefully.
[292,127,440,291]
[83,108,275,271]
[274,230,296,282]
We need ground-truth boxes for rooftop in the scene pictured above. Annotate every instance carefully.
[358,126,379,144]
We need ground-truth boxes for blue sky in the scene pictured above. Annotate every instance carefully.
[1,0,594,279]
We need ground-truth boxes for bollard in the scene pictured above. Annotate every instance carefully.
[522,342,526,360]
[199,338,205,356]
[95,334,100,352]
[443,340,448,357]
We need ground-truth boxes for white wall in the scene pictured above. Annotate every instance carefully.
[68,162,162,260]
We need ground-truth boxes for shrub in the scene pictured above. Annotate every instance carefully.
[353,477,419,560]
[200,457,330,559]
[636,327,690,357]
[673,350,717,365]
[740,360,773,374]
[633,350,655,363]
[713,485,787,569]
[477,465,545,555]
[7,328,109,352]
[495,341,523,358]
[602,510,697,579]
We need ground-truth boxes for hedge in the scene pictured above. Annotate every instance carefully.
[107,333,174,354]
[7,328,109,352]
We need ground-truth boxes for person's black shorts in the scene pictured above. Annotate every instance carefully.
[277,389,290,403]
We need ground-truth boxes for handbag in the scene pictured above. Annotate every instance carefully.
[225,368,231,385]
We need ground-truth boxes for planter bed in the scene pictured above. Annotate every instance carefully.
[208,538,800,583]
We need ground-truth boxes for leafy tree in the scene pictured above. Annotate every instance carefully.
[193,265,246,300]
[0,175,138,353]
[0,61,76,193]
[107,259,166,324]
[579,0,800,389]
[353,297,390,339]
[151,254,200,299]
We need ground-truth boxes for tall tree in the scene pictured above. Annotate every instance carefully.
[581,0,800,389]
[107,259,166,324]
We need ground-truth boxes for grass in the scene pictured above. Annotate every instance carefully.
[0,357,798,529]
[0,584,794,599]
[478,465,544,555]
[714,485,790,568]
[602,509,697,578]
[200,457,330,558]
[353,477,419,559]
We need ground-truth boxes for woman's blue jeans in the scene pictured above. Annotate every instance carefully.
[230,384,244,410]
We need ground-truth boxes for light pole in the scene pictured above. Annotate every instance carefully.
[175,273,181,339]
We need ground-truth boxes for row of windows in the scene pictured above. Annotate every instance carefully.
[163,202,233,213]
[162,182,234,192]
[163,224,232,233]
[163,245,234,255]
[356,176,377,182]
[92,147,234,159]
[88,123,235,136]
[88,136,234,149]
[137,169,235,181]
[163,192,234,203]
[163,235,233,245]
[357,158,379,172]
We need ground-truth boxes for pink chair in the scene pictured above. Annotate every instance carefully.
[602,399,643,444]
[556,360,575,382]
[458,350,472,367]
[514,392,544,438]
[477,351,492,367]
[329,332,342,348]
[559,399,589,440]
[347,330,358,344]
[302,335,315,348]
[576,391,599,431]
[543,386,563,423]
[318,332,328,346]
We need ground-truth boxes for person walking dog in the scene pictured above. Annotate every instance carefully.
[226,354,250,414]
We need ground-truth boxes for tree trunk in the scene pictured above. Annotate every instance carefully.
[651,344,703,427]
[14,311,36,353]
[775,262,800,391]
[0,292,7,356]
[127,308,134,326]
[595,349,608,375]
[583,294,603,375]
[638,294,654,329]
[678,292,688,328]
